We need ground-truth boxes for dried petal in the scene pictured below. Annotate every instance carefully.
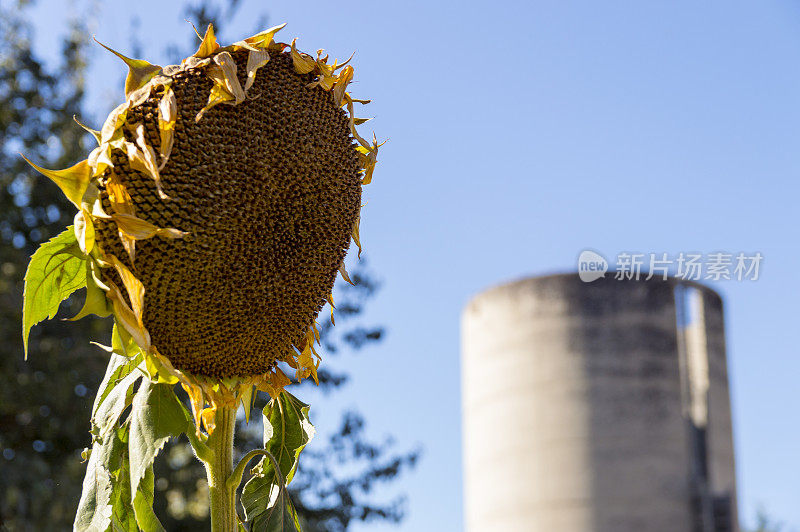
[94,38,162,97]
[193,23,219,58]
[21,156,91,208]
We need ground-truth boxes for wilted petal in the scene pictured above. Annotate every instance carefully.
[110,255,145,326]
[194,23,220,58]
[100,103,129,145]
[94,38,162,97]
[333,65,354,107]
[211,52,245,104]
[195,83,235,122]
[158,87,177,169]
[291,39,317,74]
[73,209,95,253]
[244,50,270,92]
[234,23,287,50]
[73,115,101,145]
[21,156,91,208]
[339,262,354,285]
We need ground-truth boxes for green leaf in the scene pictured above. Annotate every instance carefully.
[132,467,165,532]
[262,392,315,485]
[22,226,87,358]
[243,451,302,532]
[241,392,314,531]
[74,423,125,532]
[68,259,112,320]
[128,380,192,498]
[78,398,166,532]
[92,325,144,417]
[91,363,141,443]
[255,477,302,532]
[109,427,138,532]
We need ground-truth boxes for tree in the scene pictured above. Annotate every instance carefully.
[748,507,785,532]
[0,1,416,529]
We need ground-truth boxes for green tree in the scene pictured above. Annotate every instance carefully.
[0,1,416,530]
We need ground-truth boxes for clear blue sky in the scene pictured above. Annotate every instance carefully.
[27,1,800,530]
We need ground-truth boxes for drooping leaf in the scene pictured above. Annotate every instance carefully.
[132,467,165,532]
[22,226,87,358]
[91,364,141,442]
[252,478,302,532]
[91,331,144,422]
[263,392,314,485]
[241,392,314,530]
[74,423,125,532]
[128,380,192,497]
[108,427,139,532]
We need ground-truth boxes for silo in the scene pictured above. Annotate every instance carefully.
[461,274,737,532]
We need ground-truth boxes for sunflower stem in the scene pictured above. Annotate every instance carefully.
[205,404,238,532]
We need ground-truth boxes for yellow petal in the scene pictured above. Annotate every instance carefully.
[21,156,91,208]
[74,209,95,254]
[105,174,135,216]
[333,65,354,106]
[100,103,129,145]
[201,406,217,434]
[112,213,187,241]
[127,84,153,108]
[73,115,101,145]
[112,213,158,239]
[132,123,168,199]
[244,49,270,92]
[233,23,287,51]
[155,227,189,239]
[262,369,291,399]
[291,39,317,74]
[158,88,177,170]
[239,385,255,422]
[352,215,362,258]
[181,382,206,434]
[195,83,235,122]
[181,56,212,70]
[327,293,336,325]
[81,183,112,220]
[120,235,136,264]
[339,262,354,285]
[143,352,180,385]
[94,38,162,97]
[194,23,220,58]
[345,96,371,149]
[110,255,145,326]
[158,87,177,123]
[107,278,150,351]
[298,349,319,385]
[210,52,245,104]
[87,146,113,177]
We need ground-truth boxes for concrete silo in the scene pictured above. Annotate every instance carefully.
[460,274,737,532]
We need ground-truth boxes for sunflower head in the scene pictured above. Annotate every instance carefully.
[23,24,379,404]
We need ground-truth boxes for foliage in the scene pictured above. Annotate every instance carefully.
[749,507,785,532]
[0,3,112,529]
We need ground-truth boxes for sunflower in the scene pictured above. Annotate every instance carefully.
[22,23,379,431]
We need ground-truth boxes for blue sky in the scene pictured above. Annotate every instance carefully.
[26,0,800,530]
